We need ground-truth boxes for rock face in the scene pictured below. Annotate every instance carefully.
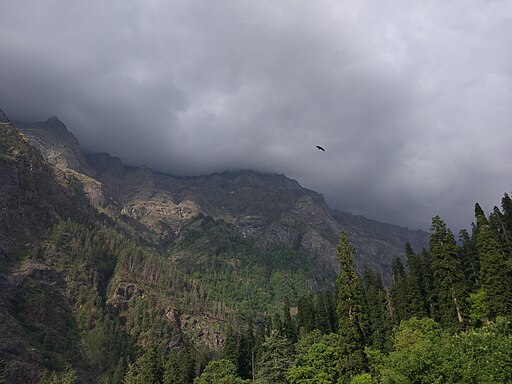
[16,117,430,282]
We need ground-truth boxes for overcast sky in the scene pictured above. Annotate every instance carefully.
[1,0,511,231]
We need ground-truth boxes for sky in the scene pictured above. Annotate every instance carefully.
[1,0,511,231]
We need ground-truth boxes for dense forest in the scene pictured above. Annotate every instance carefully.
[32,195,512,383]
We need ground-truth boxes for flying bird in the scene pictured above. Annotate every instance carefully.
[316,145,325,151]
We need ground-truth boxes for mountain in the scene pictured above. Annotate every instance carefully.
[23,117,429,276]
[0,117,429,382]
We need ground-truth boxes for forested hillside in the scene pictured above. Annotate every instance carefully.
[1,118,510,383]
[192,197,512,384]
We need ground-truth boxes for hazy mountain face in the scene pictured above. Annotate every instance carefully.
[0,117,432,382]
[18,117,429,279]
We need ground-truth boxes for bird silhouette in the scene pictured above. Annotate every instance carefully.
[316,145,325,151]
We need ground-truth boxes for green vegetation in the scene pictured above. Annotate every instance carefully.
[1,125,511,383]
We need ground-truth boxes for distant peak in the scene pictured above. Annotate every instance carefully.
[39,116,68,133]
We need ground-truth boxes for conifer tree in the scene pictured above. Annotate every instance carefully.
[297,295,315,332]
[282,297,297,342]
[475,204,512,319]
[223,325,239,366]
[458,229,480,291]
[237,324,255,380]
[122,347,163,384]
[390,257,408,322]
[363,268,391,351]
[501,193,512,233]
[335,231,368,382]
[314,292,329,333]
[405,243,428,318]
[163,347,195,384]
[323,290,338,333]
[429,215,467,329]
[256,330,293,384]
[419,248,435,317]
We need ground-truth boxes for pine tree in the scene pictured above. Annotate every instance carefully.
[405,243,428,318]
[122,347,163,384]
[223,325,239,367]
[475,204,512,319]
[429,215,467,330]
[390,257,408,322]
[314,292,329,333]
[458,229,480,291]
[363,268,392,351]
[237,323,255,380]
[297,295,315,332]
[282,297,297,342]
[501,193,512,233]
[419,248,435,318]
[335,231,368,382]
[256,331,293,384]
[163,347,195,384]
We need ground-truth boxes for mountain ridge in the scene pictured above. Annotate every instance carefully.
[16,117,429,281]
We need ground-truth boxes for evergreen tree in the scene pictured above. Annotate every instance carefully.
[122,347,163,384]
[111,357,126,384]
[314,292,329,333]
[458,229,480,291]
[363,268,392,352]
[163,347,195,384]
[335,231,368,382]
[297,295,315,332]
[237,323,255,380]
[501,192,512,233]
[256,330,294,384]
[429,215,467,329]
[390,257,408,322]
[475,204,512,319]
[282,297,297,342]
[405,243,428,318]
[323,290,338,333]
[419,248,435,317]
[222,325,239,366]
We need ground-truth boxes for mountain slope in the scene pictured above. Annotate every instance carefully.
[0,117,430,382]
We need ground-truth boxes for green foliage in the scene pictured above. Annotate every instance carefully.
[335,231,368,382]
[467,288,488,327]
[287,332,339,384]
[404,244,428,319]
[365,317,512,384]
[172,218,325,316]
[256,331,294,384]
[122,347,163,384]
[350,373,372,384]
[193,359,248,384]
[39,366,77,384]
[363,269,391,352]
[475,204,512,319]
[163,347,196,384]
[429,216,468,329]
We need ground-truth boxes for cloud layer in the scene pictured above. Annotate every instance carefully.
[1,0,511,230]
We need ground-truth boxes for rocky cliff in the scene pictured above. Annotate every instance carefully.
[18,117,429,282]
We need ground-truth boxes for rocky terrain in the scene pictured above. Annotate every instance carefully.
[0,117,431,382]
[17,117,429,281]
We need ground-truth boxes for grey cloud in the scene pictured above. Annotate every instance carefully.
[1,0,511,231]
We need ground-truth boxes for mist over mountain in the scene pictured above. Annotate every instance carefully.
[1,116,511,383]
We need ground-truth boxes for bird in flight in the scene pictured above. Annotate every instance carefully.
[316,145,325,151]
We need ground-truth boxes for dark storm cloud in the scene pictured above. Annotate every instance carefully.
[1,0,511,230]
